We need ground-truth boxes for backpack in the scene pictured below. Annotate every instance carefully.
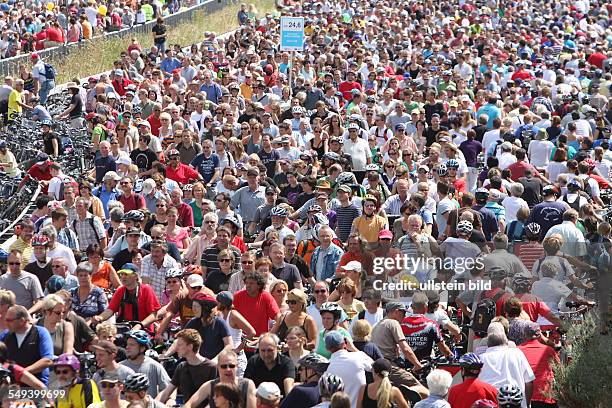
[520,125,534,148]
[43,62,56,81]
[471,289,505,336]
[534,256,568,279]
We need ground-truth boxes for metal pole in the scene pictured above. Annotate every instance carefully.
[288,51,294,97]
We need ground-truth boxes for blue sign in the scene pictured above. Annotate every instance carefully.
[280,17,305,51]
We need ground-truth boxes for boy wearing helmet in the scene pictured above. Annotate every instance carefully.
[124,373,166,408]
[54,353,101,408]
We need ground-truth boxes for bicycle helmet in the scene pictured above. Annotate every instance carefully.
[456,220,474,235]
[471,400,497,408]
[488,266,507,281]
[54,353,80,372]
[318,373,344,398]
[311,213,328,226]
[0,249,8,264]
[446,159,459,169]
[167,149,180,158]
[336,172,355,185]
[458,353,483,370]
[221,216,240,229]
[46,275,65,294]
[0,367,12,384]
[270,206,288,217]
[41,119,53,127]
[132,106,142,115]
[165,268,184,280]
[124,373,149,392]
[123,210,145,222]
[497,384,523,406]
[127,330,151,348]
[362,194,378,206]
[307,204,322,213]
[298,353,330,374]
[512,275,532,291]
[365,164,379,172]
[31,234,50,247]
[475,187,489,201]
[436,163,448,176]
[322,152,340,162]
[524,222,541,237]
[319,302,343,319]
[182,184,194,192]
[566,178,581,192]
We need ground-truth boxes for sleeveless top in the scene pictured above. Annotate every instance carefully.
[277,312,308,342]
[208,378,251,408]
[222,310,243,349]
[361,385,379,408]
[37,318,67,356]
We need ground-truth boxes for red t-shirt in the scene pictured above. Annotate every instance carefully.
[519,339,559,404]
[587,52,606,69]
[516,293,551,322]
[147,115,162,136]
[119,193,146,212]
[233,290,279,336]
[508,160,540,181]
[166,163,200,185]
[447,378,498,408]
[338,81,363,101]
[177,202,194,227]
[452,178,468,194]
[511,69,533,82]
[26,163,53,194]
[46,27,64,43]
[108,284,161,322]
[231,236,248,253]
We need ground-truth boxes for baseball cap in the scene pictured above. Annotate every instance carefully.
[186,274,204,288]
[92,340,118,355]
[542,184,557,195]
[0,141,6,149]
[101,371,121,384]
[117,263,139,275]
[324,331,346,350]
[36,152,49,165]
[116,157,132,166]
[246,167,260,176]
[337,185,352,193]
[341,261,362,271]
[378,229,393,239]
[125,227,140,235]
[256,382,281,401]
[216,291,233,307]
[141,178,156,195]
[395,123,406,131]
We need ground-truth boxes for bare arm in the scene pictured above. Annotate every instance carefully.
[63,321,75,355]
[283,377,295,396]
[392,387,409,408]
[525,381,533,405]
[245,380,257,408]
[398,340,422,371]
[20,370,46,390]
[356,385,365,408]
[157,383,177,403]
[25,358,53,375]
[183,381,211,408]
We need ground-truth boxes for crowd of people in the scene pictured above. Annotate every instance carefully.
[0,0,198,58]
[0,0,610,407]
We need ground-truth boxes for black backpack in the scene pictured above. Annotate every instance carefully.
[471,290,505,336]
[44,62,57,81]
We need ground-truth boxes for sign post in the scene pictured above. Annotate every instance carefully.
[280,16,305,97]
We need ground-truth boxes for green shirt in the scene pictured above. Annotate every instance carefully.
[315,327,352,359]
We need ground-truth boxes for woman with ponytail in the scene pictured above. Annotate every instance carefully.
[356,358,409,408]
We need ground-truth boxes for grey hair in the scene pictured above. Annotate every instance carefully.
[76,262,93,275]
[487,322,509,347]
[510,183,524,197]
[426,369,453,397]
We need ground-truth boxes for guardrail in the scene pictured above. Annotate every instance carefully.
[0,0,229,78]
[0,184,41,247]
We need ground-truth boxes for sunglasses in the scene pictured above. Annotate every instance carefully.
[287,300,298,305]
[101,383,117,389]
[314,289,327,294]
[219,364,236,369]
[241,260,254,265]
[219,259,232,263]
[51,265,64,268]
[55,369,71,375]
[8,262,20,266]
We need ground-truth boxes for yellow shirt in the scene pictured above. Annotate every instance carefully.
[9,238,33,269]
[352,215,388,244]
[58,381,101,408]
[87,400,129,408]
[8,89,22,119]
[240,83,253,100]
[82,21,92,39]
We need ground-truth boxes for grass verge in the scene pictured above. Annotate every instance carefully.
[54,0,275,84]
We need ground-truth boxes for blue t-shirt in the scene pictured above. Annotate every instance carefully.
[526,201,567,240]
[190,153,220,183]
[0,326,54,385]
[185,316,230,359]
[280,382,320,408]
[94,155,117,183]
[472,204,500,241]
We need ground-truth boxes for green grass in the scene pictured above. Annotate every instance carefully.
[53,0,275,84]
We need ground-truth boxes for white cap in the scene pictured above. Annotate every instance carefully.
[116,156,132,166]
[341,261,362,271]
[186,274,204,288]
[141,178,156,195]
[256,382,281,401]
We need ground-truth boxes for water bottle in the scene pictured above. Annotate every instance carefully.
[174,394,184,407]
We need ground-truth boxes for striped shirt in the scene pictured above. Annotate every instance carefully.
[72,214,105,251]
[334,203,361,243]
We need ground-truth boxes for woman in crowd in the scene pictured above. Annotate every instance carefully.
[165,206,191,252]
[37,294,74,356]
[270,288,317,349]
[87,243,120,290]
[70,261,108,321]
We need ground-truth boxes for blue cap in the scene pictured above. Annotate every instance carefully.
[0,140,6,149]
[324,331,346,350]
[119,263,139,273]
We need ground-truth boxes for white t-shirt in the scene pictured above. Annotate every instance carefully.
[528,140,555,168]
[327,350,373,408]
[501,196,528,224]
[343,138,372,171]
